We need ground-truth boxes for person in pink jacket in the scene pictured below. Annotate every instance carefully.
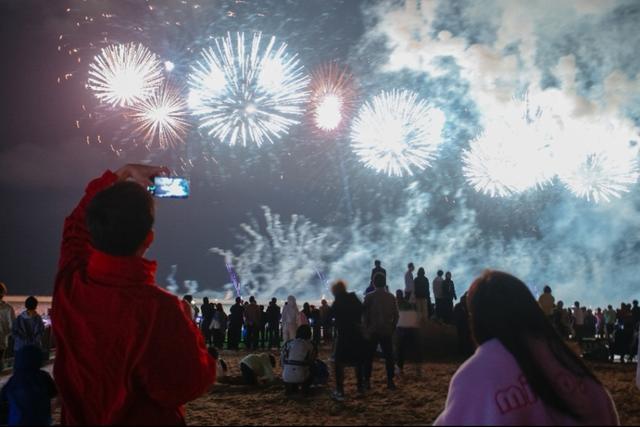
[435,270,619,426]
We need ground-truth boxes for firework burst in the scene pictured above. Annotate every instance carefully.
[308,63,355,132]
[351,90,445,177]
[463,119,555,198]
[129,83,190,149]
[88,42,164,107]
[188,32,310,147]
[554,121,639,203]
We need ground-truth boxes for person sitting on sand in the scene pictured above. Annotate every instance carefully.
[239,353,276,386]
[435,270,619,426]
[281,325,317,395]
[52,164,217,425]
[1,346,57,426]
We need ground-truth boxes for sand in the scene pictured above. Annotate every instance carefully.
[185,348,640,426]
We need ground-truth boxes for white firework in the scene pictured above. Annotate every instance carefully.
[463,119,555,198]
[130,84,190,149]
[88,42,164,107]
[351,90,446,177]
[188,32,310,147]
[554,121,639,203]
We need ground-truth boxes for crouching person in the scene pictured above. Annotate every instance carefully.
[282,325,317,395]
[239,353,276,386]
[1,346,56,426]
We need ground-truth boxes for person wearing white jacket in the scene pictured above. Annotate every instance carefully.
[282,296,301,343]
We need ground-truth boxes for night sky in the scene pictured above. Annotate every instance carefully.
[1,0,639,304]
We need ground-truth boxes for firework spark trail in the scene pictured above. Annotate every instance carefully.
[88,42,164,107]
[225,259,242,297]
[188,32,310,147]
[351,90,446,177]
[130,83,190,149]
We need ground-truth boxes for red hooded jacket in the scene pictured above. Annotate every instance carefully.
[52,171,216,425]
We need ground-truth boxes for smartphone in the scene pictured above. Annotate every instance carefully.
[148,177,190,199]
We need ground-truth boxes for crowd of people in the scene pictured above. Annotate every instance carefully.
[0,164,638,426]
[537,286,640,363]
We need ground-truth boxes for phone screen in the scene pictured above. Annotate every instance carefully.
[149,177,190,199]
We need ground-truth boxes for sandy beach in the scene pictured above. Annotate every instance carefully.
[184,348,640,426]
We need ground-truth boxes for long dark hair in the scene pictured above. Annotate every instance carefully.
[468,270,600,420]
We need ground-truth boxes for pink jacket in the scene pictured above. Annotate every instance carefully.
[435,339,619,426]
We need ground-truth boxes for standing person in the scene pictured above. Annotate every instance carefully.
[330,280,366,401]
[414,268,431,323]
[443,272,457,324]
[0,282,16,372]
[553,301,570,339]
[584,310,597,339]
[13,297,45,353]
[228,297,245,351]
[309,305,321,347]
[604,305,617,339]
[454,293,473,358]
[369,260,387,295]
[244,297,261,351]
[265,298,281,349]
[363,274,399,391]
[319,299,332,342]
[595,308,605,338]
[538,286,555,319]
[302,303,312,324]
[182,295,196,323]
[395,290,423,377]
[200,297,215,346]
[371,260,386,284]
[211,303,228,350]
[1,346,57,426]
[433,270,445,320]
[573,302,585,343]
[259,305,268,349]
[637,338,640,390]
[52,164,216,425]
[435,270,619,426]
[632,300,640,327]
[282,296,301,343]
[404,263,416,302]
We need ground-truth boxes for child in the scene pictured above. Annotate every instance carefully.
[1,346,56,426]
[281,325,317,395]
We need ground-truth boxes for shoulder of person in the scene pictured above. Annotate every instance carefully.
[451,339,516,388]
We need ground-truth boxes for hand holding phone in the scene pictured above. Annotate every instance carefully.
[148,177,190,199]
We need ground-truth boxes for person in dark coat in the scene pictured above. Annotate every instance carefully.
[329,280,366,402]
[443,272,457,324]
[414,268,432,322]
[228,297,244,351]
[2,346,56,426]
[265,298,281,349]
[453,293,473,359]
[200,297,215,346]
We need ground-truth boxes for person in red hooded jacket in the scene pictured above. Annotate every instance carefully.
[52,164,217,425]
